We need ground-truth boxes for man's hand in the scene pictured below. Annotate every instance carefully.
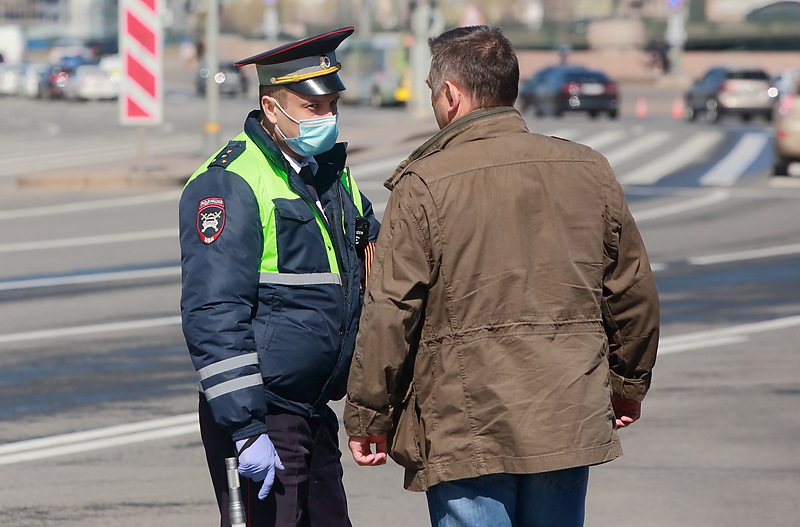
[236,433,284,500]
[348,434,388,466]
[612,397,642,428]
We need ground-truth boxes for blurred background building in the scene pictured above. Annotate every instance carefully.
[1,0,799,70]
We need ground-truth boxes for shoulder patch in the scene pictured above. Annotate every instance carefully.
[208,140,246,169]
[196,197,226,244]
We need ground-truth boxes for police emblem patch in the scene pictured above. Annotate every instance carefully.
[196,197,225,244]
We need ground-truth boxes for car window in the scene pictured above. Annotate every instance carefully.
[726,70,769,81]
[564,71,608,83]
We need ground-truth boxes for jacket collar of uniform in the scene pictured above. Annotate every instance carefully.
[385,106,524,190]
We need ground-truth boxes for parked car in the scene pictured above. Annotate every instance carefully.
[16,62,49,98]
[523,66,619,119]
[0,62,24,96]
[195,62,248,97]
[62,64,119,101]
[684,66,777,122]
[773,75,800,176]
[38,64,72,99]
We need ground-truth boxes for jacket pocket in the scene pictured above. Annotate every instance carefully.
[272,198,329,273]
[388,383,424,470]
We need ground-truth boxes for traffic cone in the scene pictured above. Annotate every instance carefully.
[671,97,684,119]
[635,96,648,118]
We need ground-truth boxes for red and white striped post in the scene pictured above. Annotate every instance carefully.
[119,0,163,171]
[119,0,163,125]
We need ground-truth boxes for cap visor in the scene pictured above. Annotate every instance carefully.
[288,73,346,96]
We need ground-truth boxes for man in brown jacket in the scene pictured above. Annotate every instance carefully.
[344,25,659,527]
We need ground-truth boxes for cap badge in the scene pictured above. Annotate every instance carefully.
[320,56,332,69]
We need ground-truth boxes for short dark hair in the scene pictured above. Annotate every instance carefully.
[258,84,287,104]
[428,25,519,107]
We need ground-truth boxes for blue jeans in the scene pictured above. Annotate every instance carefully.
[426,467,589,527]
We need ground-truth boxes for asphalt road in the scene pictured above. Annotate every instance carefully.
[0,80,799,527]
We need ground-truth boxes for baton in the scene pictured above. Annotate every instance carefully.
[225,457,247,527]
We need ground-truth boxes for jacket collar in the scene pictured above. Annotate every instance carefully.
[386,106,524,190]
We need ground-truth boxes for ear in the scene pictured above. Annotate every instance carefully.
[443,80,460,114]
[262,95,279,125]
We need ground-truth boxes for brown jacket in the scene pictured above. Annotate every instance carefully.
[344,107,659,492]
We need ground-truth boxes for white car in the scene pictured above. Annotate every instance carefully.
[62,64,119,101]
[16,63,49,98]
[0,63,24,96]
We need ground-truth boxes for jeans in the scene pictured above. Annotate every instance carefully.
[426,467,589,527]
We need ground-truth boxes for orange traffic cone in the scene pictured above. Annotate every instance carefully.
[671,97,684,119]
[635,96,648,118]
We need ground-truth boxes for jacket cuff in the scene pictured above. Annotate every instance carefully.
[343,398,393,437]
[230,420,268,442]
[609,371,649,402]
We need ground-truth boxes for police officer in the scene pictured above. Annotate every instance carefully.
[179,26,380,527]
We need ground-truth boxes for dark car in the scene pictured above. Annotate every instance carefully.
[195,62,248,97]
[522,66,619,119]
[38,64,72,99]
[684,66,777,123]
[519,65,586,112]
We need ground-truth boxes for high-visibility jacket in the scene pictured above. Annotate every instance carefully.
[179,110,380,441]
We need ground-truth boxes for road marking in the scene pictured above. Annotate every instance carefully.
[686,243,800,265]
[0,316,181,345]
[573,129,627,151]
[620,130,723,185]
[604,131,672,166]
[0,191,180,220]
[0,266,181,291]
[658,315,800,355]
[699,132,770,186]
[0,413,198,466]
[0,228,177,253]
[632,189,731,222]
[1,315,798,465]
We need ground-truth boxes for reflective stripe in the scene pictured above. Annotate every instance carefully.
[196,353,259,381]
[259,272,341,285]
[203,373,262,401]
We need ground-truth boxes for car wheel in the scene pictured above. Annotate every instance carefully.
[741,114,752,122]
[609,109,619,120]
[763,111,773,123]
[589,111,598,119]
[773,153,790,176]
[684,101,697,121]
[705,99,721,122]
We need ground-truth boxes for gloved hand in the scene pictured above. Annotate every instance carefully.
[235,433,284,500]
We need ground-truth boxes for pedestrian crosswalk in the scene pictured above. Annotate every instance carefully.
[538,124,773,187]
[1,123,773,188]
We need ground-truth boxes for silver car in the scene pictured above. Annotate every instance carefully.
[684,66,778,122]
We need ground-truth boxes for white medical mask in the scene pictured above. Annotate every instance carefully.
[271,98,339,157]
